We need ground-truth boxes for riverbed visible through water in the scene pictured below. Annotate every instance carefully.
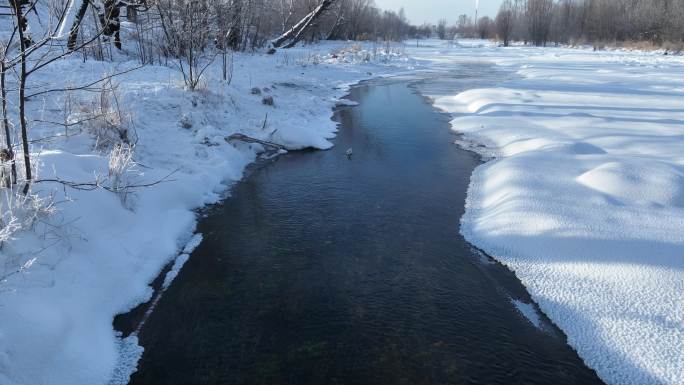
[121,65,605,385]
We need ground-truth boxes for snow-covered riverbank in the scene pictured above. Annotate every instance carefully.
[419,40,684,385]
[0,42,416,385]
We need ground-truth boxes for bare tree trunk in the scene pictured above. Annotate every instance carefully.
[227,0,242,50]
[326,4,345,40]
[279,0,294,33]
[270,0,336,51]
[0,58,17,185]
[67,0,91,51]
[10,0,31,193]
[100,0,123,50]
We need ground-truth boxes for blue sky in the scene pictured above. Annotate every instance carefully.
[374,0,502,24]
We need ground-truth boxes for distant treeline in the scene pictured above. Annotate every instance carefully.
[441,0,684,49]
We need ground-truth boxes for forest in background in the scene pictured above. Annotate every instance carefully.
[450,0,684,49]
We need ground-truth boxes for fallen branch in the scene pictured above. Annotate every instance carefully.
[226,133,286,151]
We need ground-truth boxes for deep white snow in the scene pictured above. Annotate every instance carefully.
[418,40,684,385]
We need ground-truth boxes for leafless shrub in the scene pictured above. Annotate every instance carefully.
[107,144,137,207]
[0,167,56,249]
[156,0,217,91]
[81,80,137,149]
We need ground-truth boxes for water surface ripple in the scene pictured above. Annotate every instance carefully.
[127,65,605,385]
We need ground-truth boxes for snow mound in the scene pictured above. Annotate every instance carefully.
[428,41,684,385]
[563,142,607,155]
[577,161,684,208]
[107,335,144,385]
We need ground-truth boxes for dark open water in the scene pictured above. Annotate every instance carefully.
[122,66,605,385]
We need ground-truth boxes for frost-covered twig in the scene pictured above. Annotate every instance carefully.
[25,65,144,99]
[0,183,57,247]
[35,169,179,193]
[226,133,286,151]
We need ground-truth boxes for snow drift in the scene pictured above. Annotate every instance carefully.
[427,43,684,385]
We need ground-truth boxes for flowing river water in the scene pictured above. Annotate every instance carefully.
[119,65,605,385]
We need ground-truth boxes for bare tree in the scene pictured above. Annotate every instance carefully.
[11,0,33,193]
[3,0,129,192]
[496,0,514,46]
[477,16,494,39]
[0,32,17,185]
[155,0,215,90]
[67,0,93,51]
[526,0,553,46]
[505,0,684,48]
[436,18,447,39]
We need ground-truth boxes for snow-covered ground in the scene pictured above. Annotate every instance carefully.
[412,40,684,385]
[0,41,417,385]
[2,35,683,385]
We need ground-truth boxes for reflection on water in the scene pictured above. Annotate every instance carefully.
[126,66,605,385]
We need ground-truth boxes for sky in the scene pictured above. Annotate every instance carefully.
[374,0,502,24]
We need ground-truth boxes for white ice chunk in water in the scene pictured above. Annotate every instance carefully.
[183,233,204,254]
[512,299,542,329]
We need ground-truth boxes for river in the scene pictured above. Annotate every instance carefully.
[121,66,605,385]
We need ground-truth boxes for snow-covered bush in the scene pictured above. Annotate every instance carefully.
[107,144,137,208]
[0,166,57,287]
[82,80,137,149]
[328,43,406,65]
[0,185,56,248]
